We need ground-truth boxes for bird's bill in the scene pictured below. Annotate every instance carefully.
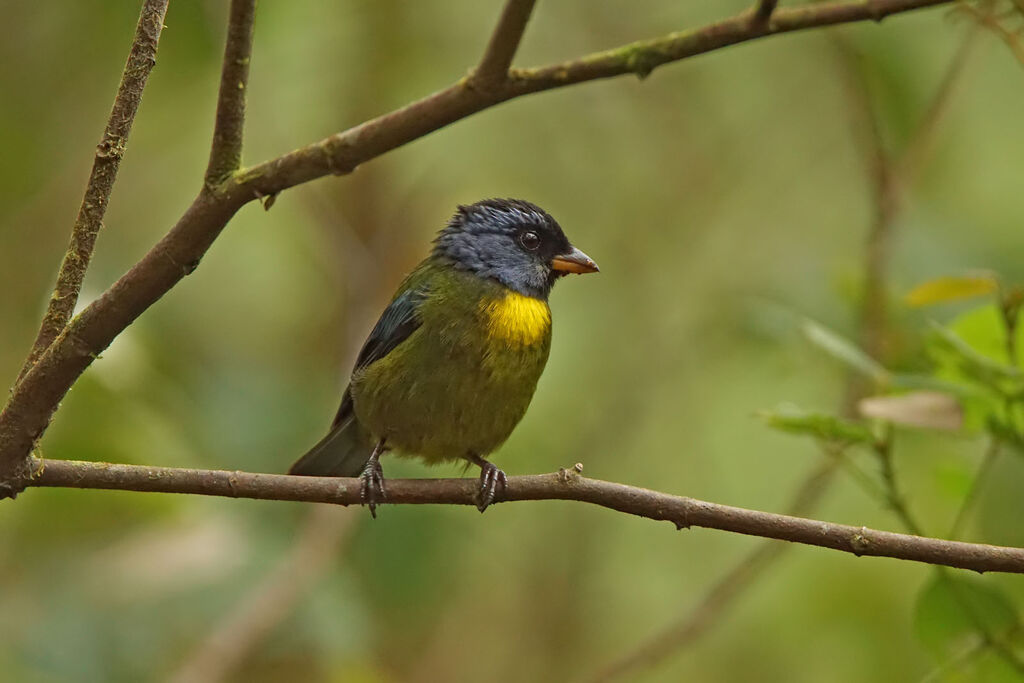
[551,246,599,274]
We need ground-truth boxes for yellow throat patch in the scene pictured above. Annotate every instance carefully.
[481,291,551,348]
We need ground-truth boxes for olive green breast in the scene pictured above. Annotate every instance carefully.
[350,266,552,463]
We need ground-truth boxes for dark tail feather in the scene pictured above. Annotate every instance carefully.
[290,396,373,476]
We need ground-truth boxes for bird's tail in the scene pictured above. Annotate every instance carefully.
[289,394,374,477]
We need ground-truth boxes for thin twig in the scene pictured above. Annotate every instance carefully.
[948,281,1024,538]
[948,438,1001,539]
[752,0,781,27]
[15,0,170,383]
[918,634,988,683]
[26,458,1024,574]
[205,0,257,184]
[874,428,926,535]
[831,33,899,406]
[956,1,1024,64]
[918,623,1024,683]
[855,58,896,365]
[472,0,538,90]
[937,565,1024,674]
[235,0,955,198]
[897,25,980,181]
[0,0,956,496]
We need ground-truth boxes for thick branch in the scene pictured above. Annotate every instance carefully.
[472,0,538,90]
[0,0,954,496]
[205,0,257,183]
[17,0,169,380]
[29,459,1024,574]
[0,192,241,497]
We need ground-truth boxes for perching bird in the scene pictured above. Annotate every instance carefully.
[289,198,598,514]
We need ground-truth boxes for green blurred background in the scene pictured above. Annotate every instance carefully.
[3,1,1024,681]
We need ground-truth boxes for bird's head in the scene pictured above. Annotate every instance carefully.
[433,198,598,299]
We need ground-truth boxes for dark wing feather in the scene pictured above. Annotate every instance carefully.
[328,284,428,428]
[295,281,430,475]
[353,284,430,372]
[330,388,356,428]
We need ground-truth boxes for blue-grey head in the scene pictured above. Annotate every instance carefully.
[433,198,599,299]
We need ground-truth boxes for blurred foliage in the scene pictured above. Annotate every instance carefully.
[760,404,878,446]
[905,273,998,307]
[915,575,1017,656]
[3,1,1024,682]
[766,284,1024,677]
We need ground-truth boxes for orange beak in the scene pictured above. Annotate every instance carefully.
[551,246,599,274]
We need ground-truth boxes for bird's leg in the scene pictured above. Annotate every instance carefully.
[360,439,388,518]
[468,453,507,513]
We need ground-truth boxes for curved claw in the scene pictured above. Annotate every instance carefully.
[476,461,507,513]
[360,454,386,519]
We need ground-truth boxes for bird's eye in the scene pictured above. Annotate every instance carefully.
[519,230,540,251]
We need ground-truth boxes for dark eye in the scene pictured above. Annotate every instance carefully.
[519,230,540,251]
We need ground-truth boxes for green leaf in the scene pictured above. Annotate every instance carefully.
[914,573,1019,660]
[986,415,1024,452]
[889,373,987,400]
[801,318,888,383]
[912,305,1021,431]
[947,304,1014,366]
[760,404,875,445]
[905,274,998,307]
[929,323,1022,394]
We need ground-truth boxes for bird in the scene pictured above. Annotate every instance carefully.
[289,198,598,515]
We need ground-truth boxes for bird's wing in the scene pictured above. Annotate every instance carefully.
[330,388,355,428]
[329,281,430,428]
[352,284,430,372]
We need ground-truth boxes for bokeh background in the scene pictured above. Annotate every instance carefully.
[2,1,1024,681]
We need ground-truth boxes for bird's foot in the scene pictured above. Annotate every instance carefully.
[475,460,507,513]
[360,457,386,519]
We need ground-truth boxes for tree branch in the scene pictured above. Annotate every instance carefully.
[0,0,955,497]
[897,24,979,180]
[16,0,169,382]
[751,0,781,27]
[235,0,953,199]
[956,1,1024,64]
[205,0,257,184]
[27,458,1024,574]
[472,0,538,90]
